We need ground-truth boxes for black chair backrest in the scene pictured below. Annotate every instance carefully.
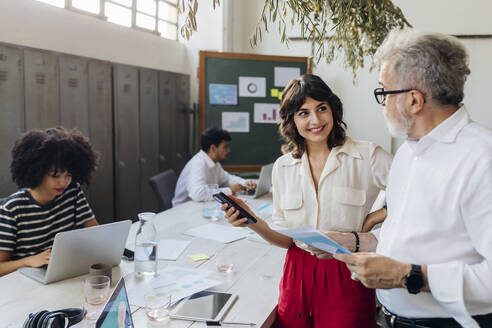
[149,169,177,211]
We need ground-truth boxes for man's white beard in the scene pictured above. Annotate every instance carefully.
[383,102,413,139]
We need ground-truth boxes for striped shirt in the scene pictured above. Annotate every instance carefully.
[0,182,95,260]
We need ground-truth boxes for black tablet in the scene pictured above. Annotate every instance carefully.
[170,291,237,321]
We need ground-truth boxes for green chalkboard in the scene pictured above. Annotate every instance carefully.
[199,52,309,171]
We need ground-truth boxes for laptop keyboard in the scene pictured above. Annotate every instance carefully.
[19,266,47,281]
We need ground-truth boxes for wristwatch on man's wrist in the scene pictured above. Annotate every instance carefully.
[405,264,425,294]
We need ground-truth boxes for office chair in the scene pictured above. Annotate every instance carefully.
[149,169,177,211]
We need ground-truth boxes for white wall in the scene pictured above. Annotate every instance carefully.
[394,0,492,131]
[2,0,491,153]
[229,0,492,153]
[0,0,189,73]
[178,1,226,103]
[0,0,230,137]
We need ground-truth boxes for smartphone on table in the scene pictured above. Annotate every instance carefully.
[122,248,134,261]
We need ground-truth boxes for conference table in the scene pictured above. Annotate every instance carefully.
[0,193,285,328]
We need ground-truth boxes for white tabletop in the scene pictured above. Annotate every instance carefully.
[1,194,284,328]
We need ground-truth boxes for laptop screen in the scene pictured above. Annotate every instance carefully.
[96,277,134,328]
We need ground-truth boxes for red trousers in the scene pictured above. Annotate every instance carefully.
[275,245,377,328]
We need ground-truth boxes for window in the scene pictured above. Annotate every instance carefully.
[105,1,132,27]
[72,0,100,14]
[33,0,178,40]
[35,0,65,8]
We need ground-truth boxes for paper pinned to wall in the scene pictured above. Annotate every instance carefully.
[209,84,238,105]
[239,76,266,97]
[222,112,249,133]
[274,67,301,87]
[254,103,280,124]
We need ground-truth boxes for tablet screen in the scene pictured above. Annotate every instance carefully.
[171,291,235,320]
[96,278,134,328]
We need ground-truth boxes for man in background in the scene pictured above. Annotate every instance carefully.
[172,127,256,206]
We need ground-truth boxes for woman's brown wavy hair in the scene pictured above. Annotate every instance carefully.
[279,74,346,158]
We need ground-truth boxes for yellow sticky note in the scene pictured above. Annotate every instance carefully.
[270,88,279,97]
[278,91,283,100]
[188,253,210,262]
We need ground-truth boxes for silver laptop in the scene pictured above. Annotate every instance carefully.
[18,220,132,284]
[243,163,273,199]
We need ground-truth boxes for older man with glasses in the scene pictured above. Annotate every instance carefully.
[316,29,492,328]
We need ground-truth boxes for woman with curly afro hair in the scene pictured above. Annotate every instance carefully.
[0,127,99,276]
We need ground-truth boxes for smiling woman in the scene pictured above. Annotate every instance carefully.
[222,74,393,327]
[0,127,99,277]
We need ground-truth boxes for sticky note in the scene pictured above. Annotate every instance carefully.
[270,88,279,97]
[188,253,210,262]
[278,91,283,100]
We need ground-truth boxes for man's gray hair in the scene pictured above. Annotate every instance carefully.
[376,29,470,105]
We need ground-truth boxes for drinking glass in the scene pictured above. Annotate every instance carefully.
[202,184,220,220]
[144,290,172,322]
[83,275,110,320]
[215,249,237,274]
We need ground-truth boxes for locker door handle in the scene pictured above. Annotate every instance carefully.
[176,152,183,159]
[118,160,126,168]
[159,155,166,161]
[140,158,147,164]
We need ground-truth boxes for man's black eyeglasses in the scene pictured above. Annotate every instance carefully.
[374,87,412,104]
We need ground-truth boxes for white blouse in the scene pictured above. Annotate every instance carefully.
[272,137,392,250]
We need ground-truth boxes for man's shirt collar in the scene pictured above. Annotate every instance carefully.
[199,150,216,168]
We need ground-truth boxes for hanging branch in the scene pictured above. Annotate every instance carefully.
[178,0,221,40]
[178,0,411,80]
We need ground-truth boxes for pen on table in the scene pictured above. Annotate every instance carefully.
[206,320,256,326]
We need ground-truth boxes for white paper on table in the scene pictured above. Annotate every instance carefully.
[277,225,352,254]
[254,103,280,124]
[247,232,269,244]
[127,273,220,306]
[222,112,249,133]
[159,265,212,279]
[239,76,266,97]
[274,67,301,87]
[157,239,191,260]
[253,202,273,218]
[183,223,251,243]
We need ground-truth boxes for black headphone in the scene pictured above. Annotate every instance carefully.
[23,308,83,328]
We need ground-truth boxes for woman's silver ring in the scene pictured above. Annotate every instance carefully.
[351,272,359,281]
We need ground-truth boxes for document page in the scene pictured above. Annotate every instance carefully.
[277,226,351,254]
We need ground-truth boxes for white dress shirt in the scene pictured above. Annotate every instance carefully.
[272,137,392,251]
[172,150,245,206]
[376,106,492,327]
